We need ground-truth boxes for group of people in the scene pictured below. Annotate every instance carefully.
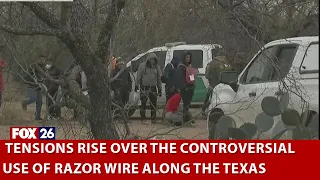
[163,52,226,126]
[109,52,194,125]
[0,50,225,126]
[21,55,62,120]
[163,52,197,126]
[0,54,60,120]
[111,51,198,126]
[110,51,227,127]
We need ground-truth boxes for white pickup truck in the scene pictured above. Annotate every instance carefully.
[207,36,319,139]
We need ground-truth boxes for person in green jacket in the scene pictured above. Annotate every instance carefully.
[201,57,226,116]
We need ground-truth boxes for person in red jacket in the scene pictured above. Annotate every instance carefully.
[0,58,6,107]
[164,93,191,127]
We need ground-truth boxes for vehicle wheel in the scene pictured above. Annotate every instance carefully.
[207,109,224,140]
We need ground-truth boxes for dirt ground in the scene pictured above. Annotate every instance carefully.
[0,102,208,140]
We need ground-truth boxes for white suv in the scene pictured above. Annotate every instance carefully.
[207,36,319,139]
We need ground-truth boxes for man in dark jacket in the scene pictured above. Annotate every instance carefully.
[162,55,180,102]
[44,60,62,119]
[135,53,162,123]
[174,52,195,125]
[21,55,47,120]
[111,59,132,109]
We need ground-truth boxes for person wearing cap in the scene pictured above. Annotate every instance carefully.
[111,58,132,113]
[202,56,227,116]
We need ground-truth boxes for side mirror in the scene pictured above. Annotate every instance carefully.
[220,71,239,92]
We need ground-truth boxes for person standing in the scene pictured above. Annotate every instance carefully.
[67,64,87,119]
[21,55,47,120]
[174,52,197,125]
[44,59,62,119]
[135,53,162,123]
[0,58,6,107]
[162,55,180,102]
[201,57,226,116]
[111,58,132,112]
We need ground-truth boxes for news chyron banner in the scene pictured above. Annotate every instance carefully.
[0,126,319,180]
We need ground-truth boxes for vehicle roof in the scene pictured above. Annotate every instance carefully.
[148,44,222,50]
[125,43,222,66]
[170,44,222,49]
[267,36,319,46]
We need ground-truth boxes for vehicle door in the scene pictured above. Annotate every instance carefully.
[250,42,319,139]
[294,42,319,125]
[235,43,300,138]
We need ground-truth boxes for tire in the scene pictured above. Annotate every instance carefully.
[207,109,224,140]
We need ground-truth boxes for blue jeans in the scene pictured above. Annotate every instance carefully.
[22,88,42,120]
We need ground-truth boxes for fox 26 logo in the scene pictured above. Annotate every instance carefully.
[10,127,56,140]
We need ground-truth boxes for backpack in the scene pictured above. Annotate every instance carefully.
[179,64,197,85]
[161,63,174,83]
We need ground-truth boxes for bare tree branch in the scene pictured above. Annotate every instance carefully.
[96,0,126,61]
[0,25,62,36]
[216,0,246,10]
[21,2,61,30]
[60,2,72,27]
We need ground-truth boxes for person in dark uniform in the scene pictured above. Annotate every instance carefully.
[162,55,180,102]
[67,64,87,119]
[44,60,62,119]
[111,58,132,111]
[202,56,230,116]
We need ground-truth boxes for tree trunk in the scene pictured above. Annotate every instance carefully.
[88,65,119,139]
[63,38,119,139]
[1,1,125,140]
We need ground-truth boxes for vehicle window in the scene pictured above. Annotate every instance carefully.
[154,51,167,70]
[242,47,278,83]
[300,43,319,73]
[173,50,203,68]
[271,46,297,80]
